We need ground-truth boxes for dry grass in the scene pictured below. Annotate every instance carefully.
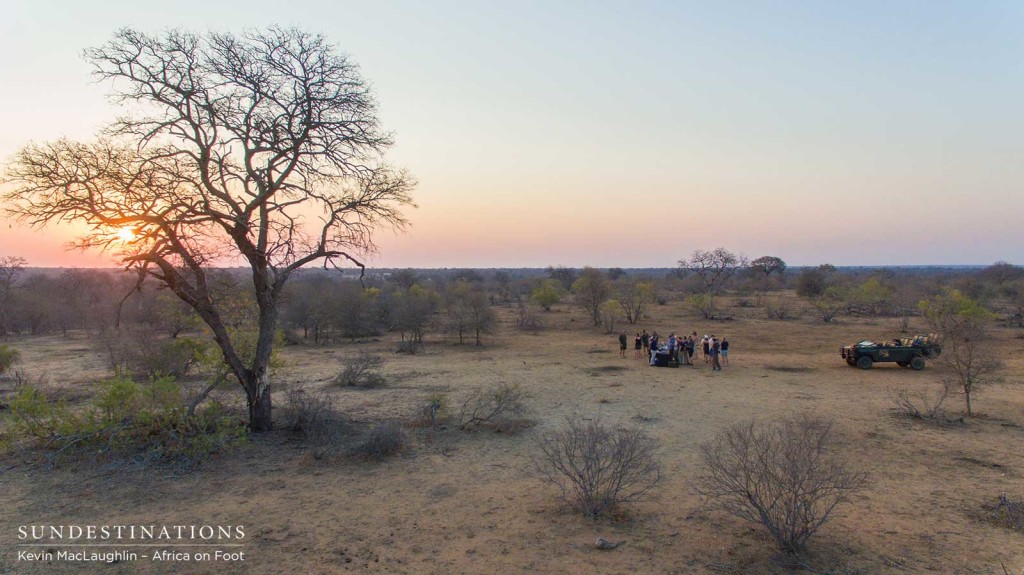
[2,294,1024,574]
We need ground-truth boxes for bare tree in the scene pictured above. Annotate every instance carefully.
[678,248,748,316]
[699,415,869,555]
[4,28,414,431]
[680,248,748,292]
[0,256,27,337]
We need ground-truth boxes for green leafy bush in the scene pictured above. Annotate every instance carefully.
[0,345,21,376]
[3,376,245,470]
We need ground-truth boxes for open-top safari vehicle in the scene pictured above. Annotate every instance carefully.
[840,334,941,370]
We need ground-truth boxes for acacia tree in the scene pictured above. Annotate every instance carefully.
[3,28,414,431]
[678,248,748,316]
[749,256,786,279]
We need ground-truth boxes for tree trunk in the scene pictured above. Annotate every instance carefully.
[965,389,972,417]
[247,375,273,432]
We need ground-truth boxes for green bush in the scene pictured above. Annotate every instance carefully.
[0,345,21,376]
[3,376,245,470]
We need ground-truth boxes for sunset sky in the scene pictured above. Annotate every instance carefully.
[2,1,1022,268]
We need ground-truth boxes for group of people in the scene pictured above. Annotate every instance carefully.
[618,330,729,370]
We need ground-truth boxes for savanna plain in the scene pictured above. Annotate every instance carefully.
[2,293,1023,575]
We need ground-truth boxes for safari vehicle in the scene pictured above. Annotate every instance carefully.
[840,334,941,370]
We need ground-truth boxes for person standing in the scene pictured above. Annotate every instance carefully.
[679,335,691,365]
[710,335,722,371]
[667,332,677,364]
[649,331,660,366]
[641,330,650,358]
[721,337,730,366]
[619,332,628,358]
[702,335,710,364]
[634,332,642,359]
[687,334,696,364]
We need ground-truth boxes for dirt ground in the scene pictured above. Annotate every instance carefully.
[2,296,1023,574]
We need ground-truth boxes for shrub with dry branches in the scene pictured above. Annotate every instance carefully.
[458,383,529,432]
[535,415,661,518]
[283,387,344,460]
[698,415,869,555]
[888,385,960,423]
[333,352,386,387]
[351,421,406,460]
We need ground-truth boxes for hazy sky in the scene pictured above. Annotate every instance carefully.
[1,1,1022,268]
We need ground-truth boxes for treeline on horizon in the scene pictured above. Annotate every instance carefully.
[0,254,1021,348]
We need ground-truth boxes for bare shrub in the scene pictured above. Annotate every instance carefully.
[888,385,960,423]
[535,415,661,518]
[458,383,529,432]
[9,366,46,388]
[334,353,386,387]
[396,340,422,355]
[698,415,869,555]
[282,387,343,460]
[515,301,544,332]
[351,420,406,460]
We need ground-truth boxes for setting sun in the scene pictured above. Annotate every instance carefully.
[116,227,135,242]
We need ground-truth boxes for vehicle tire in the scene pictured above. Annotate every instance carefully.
[857,355,873,370]
[910,356,926,371]
[896,361,910,368]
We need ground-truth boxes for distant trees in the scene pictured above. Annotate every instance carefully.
[392,285,439,346]
[1001,281,1024,327]
[0,256,27,336]
[571,267,610,326]
[795,264,836,298]
[979,261,1024,286]
[546,266,578,291]
[445,281,495,346]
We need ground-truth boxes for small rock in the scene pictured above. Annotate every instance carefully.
[595,537,624,550]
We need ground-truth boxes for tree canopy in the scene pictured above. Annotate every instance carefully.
[3,27,415,431]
